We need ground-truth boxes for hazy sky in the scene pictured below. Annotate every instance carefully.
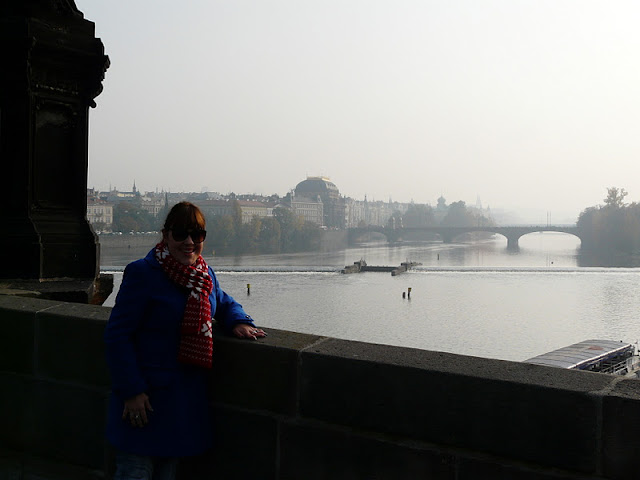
[79,1,640,223]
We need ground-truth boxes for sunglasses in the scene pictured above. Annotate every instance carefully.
[170,227,207,244]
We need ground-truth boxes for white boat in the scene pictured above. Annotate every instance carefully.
[524,339,640,377]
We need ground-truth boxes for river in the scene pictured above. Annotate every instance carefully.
[101,233,640,363]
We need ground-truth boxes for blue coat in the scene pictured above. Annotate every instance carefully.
[104,249,254,457]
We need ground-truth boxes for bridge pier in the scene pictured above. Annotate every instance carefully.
[0,1,110,302]
[506,235,520,250]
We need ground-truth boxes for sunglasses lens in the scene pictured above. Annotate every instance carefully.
[192,230,206,243]
[171,228,206,243]
[171,228,188,241]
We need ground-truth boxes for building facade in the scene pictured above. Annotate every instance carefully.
[294,176,345,229]
[86,199,114,231]
[289,193,324,226]
[237,200,273,224]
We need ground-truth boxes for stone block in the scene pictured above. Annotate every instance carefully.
[0,0,108,281]
[457,456,573,480]
[178,405,278,479]
[0,448,21,480]
[29,380,108,471]
[279,421,455,480]
[36,303,110,387]
[0,296,61,374]
[299,338,612,474]
[22,454,106,480]
[0,374,35,452]
[602,378,640,479]
[210,327,323,415]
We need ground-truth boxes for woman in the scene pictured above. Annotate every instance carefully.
[104,201,265,479]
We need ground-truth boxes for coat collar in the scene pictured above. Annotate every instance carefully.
[143,247,162,270]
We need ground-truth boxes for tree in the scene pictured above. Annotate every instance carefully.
[258,217,281,253]
[273,207,302,251]
[578,191,640,254]
[604,187,628,208]
[91,221,107,233]
[291,221,322,251]
[207,215,235,253]
[237,216,262,252]
[232,199,243,230]
[113,201,155,232]
[440,201,475,227]
[403,203,435,228]
[387,210,403,229]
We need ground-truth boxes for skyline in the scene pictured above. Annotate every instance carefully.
[79,1,640,225]
[87,178,570,226]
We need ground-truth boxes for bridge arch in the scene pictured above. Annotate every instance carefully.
[443,229,507,245]
[509,229,582,250]
[347,225,582,249]
[349,230,390,244]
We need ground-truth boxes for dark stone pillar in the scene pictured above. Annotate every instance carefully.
[0,1,109,297]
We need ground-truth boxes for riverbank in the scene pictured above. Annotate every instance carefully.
[98,229,348,254]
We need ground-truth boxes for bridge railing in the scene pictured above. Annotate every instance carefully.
[1,293,638,479]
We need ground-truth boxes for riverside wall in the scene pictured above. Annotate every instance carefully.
[2,294,640,479]
[98,233,162,249]
[98,230,348,250]
[98,230,349,257]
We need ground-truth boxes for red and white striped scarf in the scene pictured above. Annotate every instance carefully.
[155,242,214,368]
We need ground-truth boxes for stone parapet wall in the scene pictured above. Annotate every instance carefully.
[1,294,640,479]
[0,296,110,479]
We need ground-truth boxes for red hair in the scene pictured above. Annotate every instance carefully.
[162,202,206,232]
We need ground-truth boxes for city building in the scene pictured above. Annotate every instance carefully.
[140,194,166,218]
[285,192,324,226]
[344,197,366,228]
[237,200,273,224]
[197,199,273,224]
[294,176,345,229]
[344,196,408,228]
[198,199,235,219]
[86,197,114,231]
[86,179,434,232]
[104,182,140,204]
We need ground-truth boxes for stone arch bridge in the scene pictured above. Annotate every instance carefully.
[348,225,580,249]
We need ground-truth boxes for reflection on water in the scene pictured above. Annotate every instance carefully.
[101,233,640,363]
[101,232,585,271]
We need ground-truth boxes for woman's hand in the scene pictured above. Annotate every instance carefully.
[122,392,153,427]
[233,323,267,340]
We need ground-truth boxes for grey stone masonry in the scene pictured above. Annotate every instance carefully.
[0,0,109,283]
[2,294,640,479]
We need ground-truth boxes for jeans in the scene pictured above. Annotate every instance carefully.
[113,451,178,480]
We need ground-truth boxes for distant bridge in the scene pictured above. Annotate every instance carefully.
[347,225,580,249]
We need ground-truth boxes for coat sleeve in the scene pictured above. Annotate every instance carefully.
[210,268,255,332]
[104,261,150,400]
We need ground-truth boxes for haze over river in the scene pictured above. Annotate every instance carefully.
[101,233,640,363]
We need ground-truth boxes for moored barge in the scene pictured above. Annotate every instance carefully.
[524,339,640,376]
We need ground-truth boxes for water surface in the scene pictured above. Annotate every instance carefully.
[102,233,640,362]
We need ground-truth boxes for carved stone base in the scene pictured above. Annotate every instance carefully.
[0,0,109,287]
[0,273,113,305]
